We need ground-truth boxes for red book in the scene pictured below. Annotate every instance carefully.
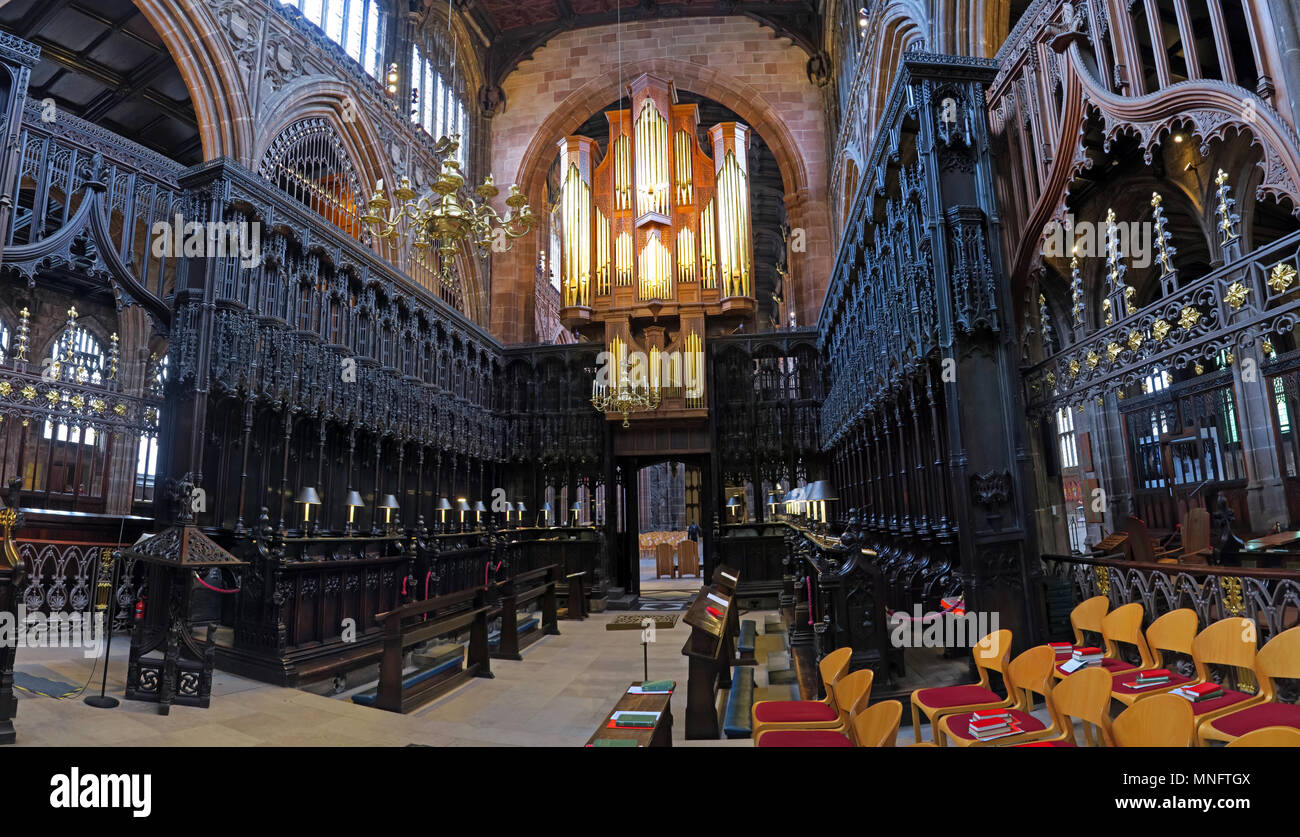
[971,709,1011,721]
[969,717,1009,731]
[1136,669,1170,679]
[1073,646,1102,656]
[1183,682,1222,697]
[1049,642,1072,654]
[706,606,723,618]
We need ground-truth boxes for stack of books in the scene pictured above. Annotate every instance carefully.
[1128,669,1172,690]
[1049,642,1073,657]
[1072,646,1104,666]
[967,709,1023,741]
[1172,682,1224,702]
[1058,646,1103,673]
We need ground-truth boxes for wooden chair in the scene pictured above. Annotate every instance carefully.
[1112,693,1195,746]
[1171,507,1212,564]
[753,669,873,746]
[751,647,852,738]
[676,540,700,577]
[1224,726,1300,747]
[1199,625,1300,745]
[654,542,676,579]
[1068,595,1109,648]
[1007,666,1115,747]
[854,699,903,747]
[1181,617,1267,740]
[1056,601,1147,682]
[909,629,1015,744]
[1110,608,1199,706]
[1122,515,1177,562]
[937,645,1060,747]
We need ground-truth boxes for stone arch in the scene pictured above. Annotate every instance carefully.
[131,0,254,163]
[491,57,828,343]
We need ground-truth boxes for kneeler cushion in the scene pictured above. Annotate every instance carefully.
[757,730,854,747]
[1207,702,1300,736]
[753,701,838,724]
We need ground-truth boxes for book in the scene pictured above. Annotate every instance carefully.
[615,713,659,728]
[969,718,1010,733]
[591,739,638,747]
[706,606,723,618]
[971,709,1012,722]
[971,722,1025,741]
[1174,682,1223,702]
[641,680,675,692]
[1134,669,1171,686]
[1049,642,1073,656]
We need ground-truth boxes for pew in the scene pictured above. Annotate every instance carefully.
[561,571,588,620]
[364,586,494,713]
[680,578,741,739]
[492,565,560,660]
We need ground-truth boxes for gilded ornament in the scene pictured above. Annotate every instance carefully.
[1268,263,1296,293]
[1224,281,1249,310]
[1152,319,1170,342]
[1178,306,1201,331]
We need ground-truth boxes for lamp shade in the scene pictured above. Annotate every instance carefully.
[379,494,400,510]
[295,486,321,505]
[541,501,553,513]
[473,500,487,513]
[766,492,779,505]
[345,490,364,508]
[437,497,453,511]
[457,498,471,512]
[571,501,582,511]
[726,496,740,508]
[806,481,837,501]
[517,502,528,514]
[504,502,516,513]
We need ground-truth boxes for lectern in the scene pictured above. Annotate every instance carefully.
[680,569,741,739]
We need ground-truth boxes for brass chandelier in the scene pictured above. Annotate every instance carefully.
[361,136,536,281]
[590,357,662,428]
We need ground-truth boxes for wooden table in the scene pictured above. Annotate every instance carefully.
[1243,531,1300,568]
[585,683,674,747]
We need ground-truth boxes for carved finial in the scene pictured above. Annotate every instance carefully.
[1214,169,1241,251]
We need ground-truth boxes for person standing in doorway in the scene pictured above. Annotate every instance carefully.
[687,521,700,543]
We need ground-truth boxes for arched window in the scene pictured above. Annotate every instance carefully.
[410,43,467,167]
[43,326,105,445]
[137,355,168,494]
[259,118,365,239]
[280,0,386,78]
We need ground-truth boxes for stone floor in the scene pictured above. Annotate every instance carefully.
[9,610,761,747]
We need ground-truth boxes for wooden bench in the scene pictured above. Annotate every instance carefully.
[586,682,675,747]
[492,565,560,660]
[737,619,758,667]
[365,586,494,713]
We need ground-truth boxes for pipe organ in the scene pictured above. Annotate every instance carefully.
[558,73,756,427]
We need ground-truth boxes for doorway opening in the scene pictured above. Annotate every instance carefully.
[637,460,702,593]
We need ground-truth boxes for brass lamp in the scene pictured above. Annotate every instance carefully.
[726,495,741,521]
[379,494,400,533]
[295,486,321,535]
[437,497,452,532]
[540,501,553,528]
[473,500,487,529]
[344,490,365,536]
[457,498,471,531]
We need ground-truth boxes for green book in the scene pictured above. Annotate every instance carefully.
[616,713,658,727]
[641,680,675,691]
[592,739,638,747]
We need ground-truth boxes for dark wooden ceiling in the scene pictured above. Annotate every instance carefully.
[465,0,821,91]
[0,0,201,165]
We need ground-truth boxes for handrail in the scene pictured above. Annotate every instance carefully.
[1042,551,1300,581]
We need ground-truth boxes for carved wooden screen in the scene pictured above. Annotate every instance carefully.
[258,117,365,240]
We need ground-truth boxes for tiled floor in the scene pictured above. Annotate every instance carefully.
[9,611,756,747]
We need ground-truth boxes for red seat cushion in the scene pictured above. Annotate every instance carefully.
[1111,669,1194,694]
[1012,740,1076,747]
[1206,702,1300,736]
[1187,688,1253,716]
[753,701,838,724]
[757,730,854,747]
[944,709,1046,741]
[914,685,1003,709]
[1055,658,1135,676]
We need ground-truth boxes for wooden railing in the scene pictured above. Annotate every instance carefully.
[1041,551,1300,642]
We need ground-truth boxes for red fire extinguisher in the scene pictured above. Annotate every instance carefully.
[135,596,146,620]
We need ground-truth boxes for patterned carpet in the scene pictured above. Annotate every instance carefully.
[634,591,696,611]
